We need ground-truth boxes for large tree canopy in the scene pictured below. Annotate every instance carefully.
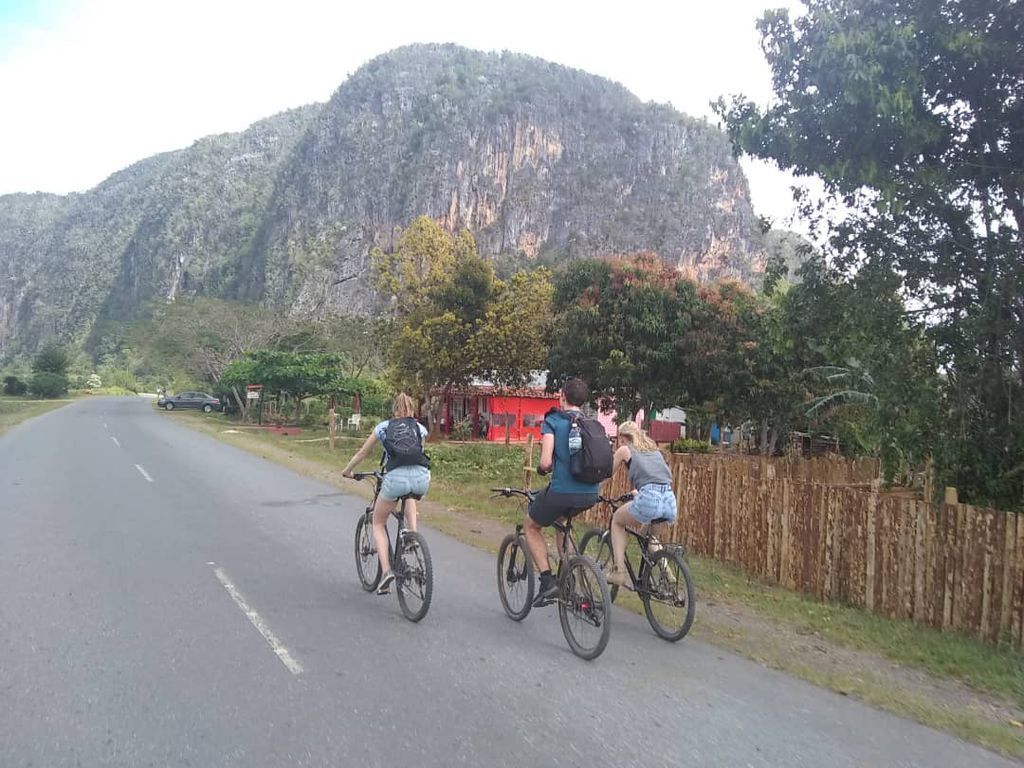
[717,0,1023,507]
[373,217,552,435]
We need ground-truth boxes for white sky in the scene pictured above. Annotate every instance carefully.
[0,0,809,230]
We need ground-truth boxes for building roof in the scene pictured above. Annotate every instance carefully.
[437,383,559,399]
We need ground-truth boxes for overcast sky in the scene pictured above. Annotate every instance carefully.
[0,0,809,229]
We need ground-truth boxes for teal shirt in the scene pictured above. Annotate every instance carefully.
[541,410,601,495]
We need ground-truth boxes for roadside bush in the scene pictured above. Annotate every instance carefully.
[450,417,473,441]
[86,373,102,389]
[669,437,712,454]
[2,375,28,396]
[30,372,69,399]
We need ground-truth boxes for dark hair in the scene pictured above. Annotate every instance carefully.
[562,377,589,407]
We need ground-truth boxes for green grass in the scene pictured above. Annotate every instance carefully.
[689,555,1024,708]
[0,396,73,436]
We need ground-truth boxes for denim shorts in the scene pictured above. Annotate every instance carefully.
[631,483,677,524]
[380,466,431,501]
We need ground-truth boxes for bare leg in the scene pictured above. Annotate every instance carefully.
[523,513,550,573]
[372,497,397,573]
[611,502,642,573]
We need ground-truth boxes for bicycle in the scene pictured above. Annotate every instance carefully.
[352,471,433,622]
[492,487,612,660]
[579,493,695,642]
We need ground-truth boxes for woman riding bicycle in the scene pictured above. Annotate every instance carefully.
[342,393,430,595]
[604,421,677,587]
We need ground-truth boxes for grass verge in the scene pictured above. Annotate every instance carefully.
[0,396,74,437]
[174,413,1024,757]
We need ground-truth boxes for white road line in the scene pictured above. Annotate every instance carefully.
[110,436,120,447]
[134,464,153,482]
[213,567,304,675]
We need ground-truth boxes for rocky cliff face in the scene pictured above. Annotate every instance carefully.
[0,44,765,356]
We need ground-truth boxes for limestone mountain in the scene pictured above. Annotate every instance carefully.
[0,44,766,357]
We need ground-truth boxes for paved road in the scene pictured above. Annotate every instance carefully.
[0,397,1016,768]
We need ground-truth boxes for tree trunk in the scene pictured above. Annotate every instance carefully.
[231,385,249,422]
[426,390,446,441]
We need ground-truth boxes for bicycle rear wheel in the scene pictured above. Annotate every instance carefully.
[642,549,695,642]
[558,555,612,660]
[578,528,619,603]
[354,513,381,592]
[496,533,534,620]
[396,532,433,622]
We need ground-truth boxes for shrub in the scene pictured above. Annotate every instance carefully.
[32,343,71,375]
[450,417,473,441]
[86,374,102,389]
[30,372,69,399]
[2,375,28,396]
[669,437,712,454]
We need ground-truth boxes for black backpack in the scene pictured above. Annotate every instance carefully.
[563,410,613,485]
[382,417,430,471]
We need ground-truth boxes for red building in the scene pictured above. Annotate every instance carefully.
[435,384,560,442]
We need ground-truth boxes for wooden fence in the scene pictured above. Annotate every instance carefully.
[586,453,1024,649]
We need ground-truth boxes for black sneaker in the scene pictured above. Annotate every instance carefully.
[532,573,559,607]
[377,571,396,595]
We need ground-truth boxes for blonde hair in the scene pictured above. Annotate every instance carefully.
[618,421,658,452]
[392,392,416,418]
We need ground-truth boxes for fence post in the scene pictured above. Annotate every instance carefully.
[523,434,534,492]
[865,484,877,611]
[328,395,336,450]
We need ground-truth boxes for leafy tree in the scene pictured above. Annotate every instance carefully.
[32,343,71,376]
[547,254,699,418]
[86,374,103,389]
[372,215,458,317]
[221,351,348,422]
[129,298,307,389]
[717,0,1021,506]
[2,375,28,396]
[30,372,68,399]
[473,268,553,390]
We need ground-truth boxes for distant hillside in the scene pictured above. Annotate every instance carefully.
[0,44,767,357]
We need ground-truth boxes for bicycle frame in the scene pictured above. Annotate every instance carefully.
[498,487,584,574]
[361,472,412,572]
[594,496,665,594]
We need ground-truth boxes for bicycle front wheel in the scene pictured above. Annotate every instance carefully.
[354,513,381,592]
[578,528,619,603]
[558,555,612,660]
[497,533,534,621]
[642,549,695,642]
[396,532,433,622]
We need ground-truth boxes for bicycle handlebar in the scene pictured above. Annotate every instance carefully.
[352,471,383,481]
[490,487,535,500]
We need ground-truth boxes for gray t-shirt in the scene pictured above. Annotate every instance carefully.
[627,446,673,488]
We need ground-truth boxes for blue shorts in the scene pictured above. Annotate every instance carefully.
[380,466,431,501]
[631,483,677,524]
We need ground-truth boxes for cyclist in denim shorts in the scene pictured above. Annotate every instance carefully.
[604,421,677,587]
[342,393,430,594]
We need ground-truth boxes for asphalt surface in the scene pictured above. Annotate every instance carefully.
[0,397,1017,768]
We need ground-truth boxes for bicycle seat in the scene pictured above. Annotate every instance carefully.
[649,517,670,525]
[396,493,422,501]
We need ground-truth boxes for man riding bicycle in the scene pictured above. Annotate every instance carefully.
[524,378,601,606]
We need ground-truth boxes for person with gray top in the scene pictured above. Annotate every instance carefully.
[605,421,677,587]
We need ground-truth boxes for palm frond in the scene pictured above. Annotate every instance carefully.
[804,390,879,418]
